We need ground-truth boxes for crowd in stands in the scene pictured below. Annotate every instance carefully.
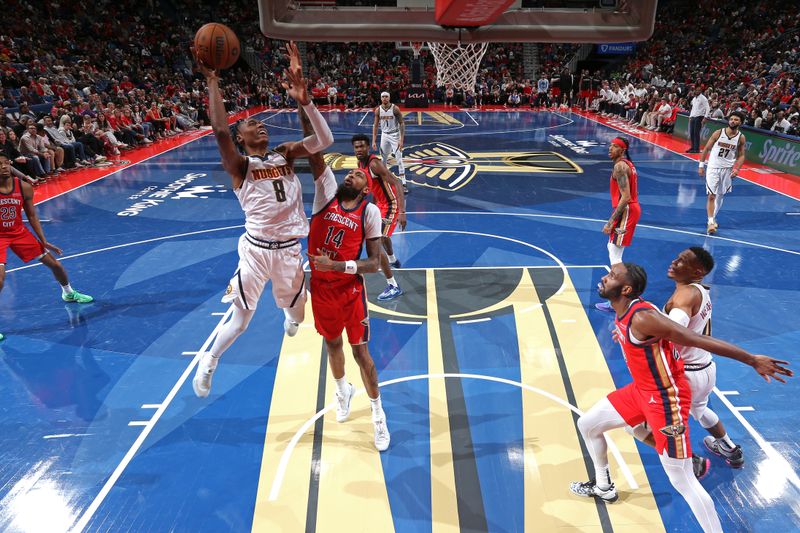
[2,0,798,187]
[584,0,799,137]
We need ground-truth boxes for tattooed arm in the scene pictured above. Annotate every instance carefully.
[603,161,631,235]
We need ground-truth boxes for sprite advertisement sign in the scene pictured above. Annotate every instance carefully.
[674,114,800,175]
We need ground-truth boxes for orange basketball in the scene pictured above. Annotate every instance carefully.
[194,23,240,70]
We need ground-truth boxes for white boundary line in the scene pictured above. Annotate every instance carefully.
[465,110,480,126]
[392,264,607,271]
[574,112,800,200]
[5,224,244,274]
[401,211,800,256]
[456,317,491,324]
[267,372,638,501]
[70,305,234,533]
[387,319,423,325]
[712,387,800,491]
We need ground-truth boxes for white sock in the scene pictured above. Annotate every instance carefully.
[335,376,348,396]
[386,276,398,287]
[717,434,735,450]
[595,465,612,490]
[707,216,714,225]
[606,242,624,265]
[370,395,383,418]
[398,174,406,184]
[61,283,73,296]
[387,254,397,263]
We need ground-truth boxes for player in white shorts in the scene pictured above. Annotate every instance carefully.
[372,91,407,193]
[191,42,333,398]
[699,111,746,235]
[625,247,744,475]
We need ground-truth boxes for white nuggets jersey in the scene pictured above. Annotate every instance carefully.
[673,283,713,366]
[236,152,308,241]
[708,129,740,169]
[378,104,400,136]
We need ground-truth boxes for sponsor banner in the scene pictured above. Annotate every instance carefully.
[404,84,429,108]
[596,42,636,55]
[674,114,800,175]
[548,134,600,154]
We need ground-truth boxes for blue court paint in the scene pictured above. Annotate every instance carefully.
[1,110,798,532]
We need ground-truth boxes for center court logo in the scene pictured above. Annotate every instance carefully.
[117,173,228,216]
[324,142,581,191]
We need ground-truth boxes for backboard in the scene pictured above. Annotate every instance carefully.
[259,0,658,44]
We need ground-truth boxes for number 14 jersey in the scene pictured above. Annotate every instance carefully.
[236,151,308,241]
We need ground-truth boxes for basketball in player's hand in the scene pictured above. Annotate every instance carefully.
[194,23,240,70]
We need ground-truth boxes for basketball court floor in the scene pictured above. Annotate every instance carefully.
[1,109,798,532]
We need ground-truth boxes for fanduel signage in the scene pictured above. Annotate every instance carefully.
[596,43,636,54]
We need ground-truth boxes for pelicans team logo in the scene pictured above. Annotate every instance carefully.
[659,423,687,437]
[324,142,581,192]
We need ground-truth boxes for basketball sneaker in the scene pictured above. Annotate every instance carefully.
[283,318,299,337]
[569,479,618,503]
[0,333,4,342]
[335,382,355,422]
[373,415,391,451]
[62,290,94,303]
[707,221,717,235]
[378,285,403,301]
[192,352,219,398]
[692,454,711,479]
[389,258,402,269]
[703,436,744,468]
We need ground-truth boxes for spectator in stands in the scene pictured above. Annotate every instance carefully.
[771,110,792,134]
[506,91,521,108]
[59,115,105,163]
[0,129,45,180]
[44,115,93,167]
[36,123,65,171]
[19,122,54,175]
[536,73,549,108]
[707,100,725,120]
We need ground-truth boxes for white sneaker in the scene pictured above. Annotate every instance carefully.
[192,353,219,398]
[373,416,391,452]
[283,318,299,337]
[335,382,355,422]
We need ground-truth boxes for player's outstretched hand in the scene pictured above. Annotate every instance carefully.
[751,355,792,383]
[308,249,335,271]
[191,47,218,81]
[44,242,63,256]
[282,42,310,105]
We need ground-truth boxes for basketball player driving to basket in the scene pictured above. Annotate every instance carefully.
[191,42,334,398]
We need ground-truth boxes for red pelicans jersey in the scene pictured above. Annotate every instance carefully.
[610,158,639,207]
[309,168,381,284]
[615,299,685,391]
[0,177,24,235]
[358,154,397,214]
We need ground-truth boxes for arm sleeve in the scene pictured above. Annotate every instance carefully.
[364,204,382,240]
[312,166,337,215]
[667,307,691,328]
[300,102,334,154]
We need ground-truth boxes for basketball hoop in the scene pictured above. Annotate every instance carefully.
[427,41,488,92]
[410,41,423,58]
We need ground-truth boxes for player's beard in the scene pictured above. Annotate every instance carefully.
[729,122,739,131]
[597,281,622,300]
[336,182,361,201]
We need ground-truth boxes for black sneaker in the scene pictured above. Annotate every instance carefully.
[704,436,744,468]
[692,454,711,479]
[569,479,618,503]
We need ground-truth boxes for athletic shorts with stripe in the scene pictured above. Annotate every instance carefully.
[377,202,398,238]
[0,227,46,264]
[310,276,369,345]
[609,202,641,247]
[608,380,692,458]
[705,167,733,196]
[221,233,306,310]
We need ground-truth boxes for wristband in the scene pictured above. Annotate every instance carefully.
[698,162,705,168]
[344,260,358,275]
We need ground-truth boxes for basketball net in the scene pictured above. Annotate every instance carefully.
[427,41,488,92]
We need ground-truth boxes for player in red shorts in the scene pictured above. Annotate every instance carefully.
[351,133,406,301]
[597,136,641,311]
[570,262,791,533]
[0,151,93,342]
[301,111,390,451]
